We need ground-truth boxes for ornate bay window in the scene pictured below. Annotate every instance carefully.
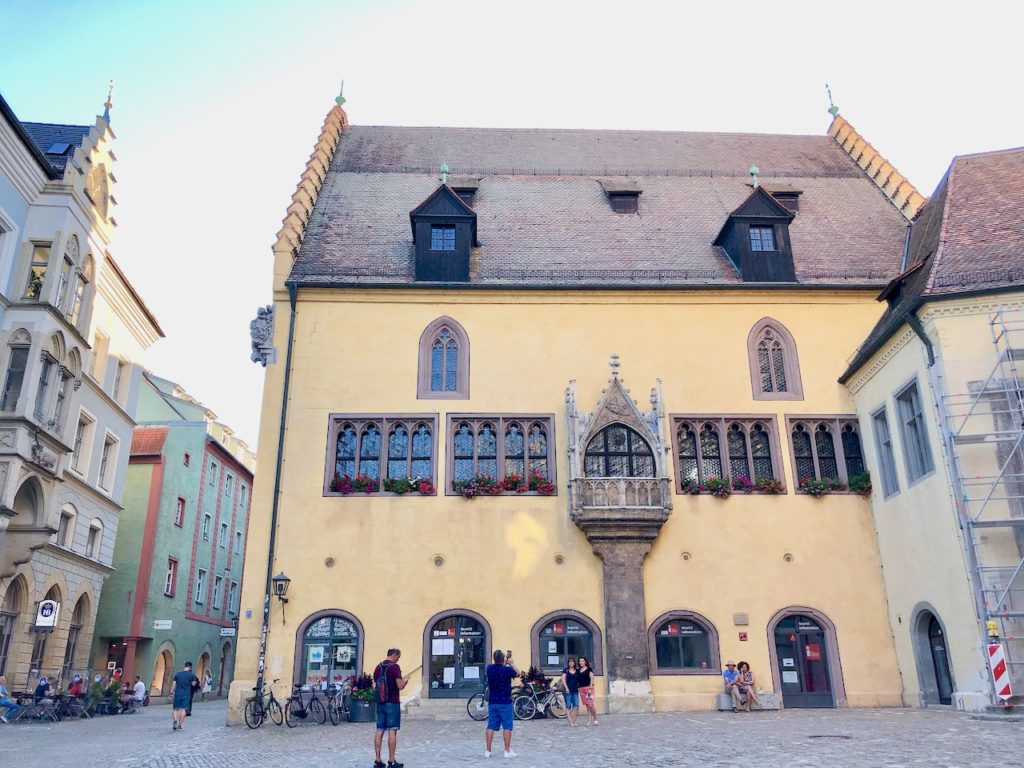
[324,414,438,496]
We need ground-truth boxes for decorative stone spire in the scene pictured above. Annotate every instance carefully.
[335,80,346,107]
[103,80,114,123]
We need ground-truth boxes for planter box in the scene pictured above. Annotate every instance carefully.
[348,699,377,722]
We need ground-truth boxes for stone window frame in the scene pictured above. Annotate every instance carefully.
[420,608,492,695]
[894,378,935,485]
[647,609,721,676]
[444,414,557,496]
[785,415,865,491]
[323,413,439,497]
[529,609,604,676]
[417,316,470,399]
[670,414,785,494]
[292,609,366,688]
[746,318,803,401]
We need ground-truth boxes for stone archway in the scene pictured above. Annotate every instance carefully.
[152,647,174,696]
[767,606,846,708]
[910,603,955,706]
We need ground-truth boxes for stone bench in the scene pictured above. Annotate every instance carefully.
[716,691,781,711]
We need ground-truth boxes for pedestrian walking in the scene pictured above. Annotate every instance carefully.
[484,649,519,759]
[201,669,213,701]
[560,657,580,726]
[169,661,199,731]
[577,656,597,726]
[372,648,407,768]
[0,675,22,722]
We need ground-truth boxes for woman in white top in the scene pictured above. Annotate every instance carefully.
[200,670,213,700]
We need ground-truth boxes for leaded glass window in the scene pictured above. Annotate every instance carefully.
[727,423,750,481]
[674,417,782,492]
[584,423,655,478]
[815,424,839,480]
[757,328,788,393]
[842,424,865,477]
[750,423,773,480]
[505,423,525,478]
[792,423,815,481]
[301,614,360,688]
[446,416,556,494]
[676,423,698,484]
[328,416,437,494]
[700,424,722,479]
[748,320,802,401]
[786,417,864,489]
[359,425,381,480]
[477,423,498,478]
[387,425,409,479]
[430,328,459,392]
[419,317,470,399]
[528,423,548,476]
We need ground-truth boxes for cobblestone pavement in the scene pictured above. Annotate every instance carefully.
[1,701,1021,768]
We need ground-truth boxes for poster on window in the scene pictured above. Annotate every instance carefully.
[308,646,325,664]
[782,671,799,684]
[805,643,822,661]
[335,646,352,663]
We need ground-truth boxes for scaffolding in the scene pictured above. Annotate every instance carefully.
[937,307,1024,699]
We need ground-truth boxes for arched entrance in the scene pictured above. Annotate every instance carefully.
[0,576,26,677]
[294,611,363,689]
[218,641,231,697]
[197,651,211,687]
[768,607,844,708]
[31,585,61,680]
[12,478,43,526]
[912,607,954,705]
[152,649,173,696]
[424,610,490,699]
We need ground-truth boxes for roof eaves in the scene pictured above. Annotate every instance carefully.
[0,92,60,180]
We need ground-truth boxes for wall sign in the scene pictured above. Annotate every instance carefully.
[153,620,172,630]
[34,600,60,631]
[738,632,748,641]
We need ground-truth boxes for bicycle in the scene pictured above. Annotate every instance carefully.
[244,679,284,729]
[468,683,529,721]
[325,680,352,726]
[513,680,567,720]
[285,683,327,727]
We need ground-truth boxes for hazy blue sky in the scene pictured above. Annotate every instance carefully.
[2,0,1022,447]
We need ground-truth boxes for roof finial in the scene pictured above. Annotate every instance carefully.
[749,165,760,189]
[335,80,346,108]
[826,83,839,117]
[103,80,114,123]
[609,353,620,378]
[440,162,449,185]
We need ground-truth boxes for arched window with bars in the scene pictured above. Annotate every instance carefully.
[445,415,556,495]
[672,416,783,493]
[418,317,470,398]
[786,417,867,492]
[747,318,803,400]
[326,415,438,495]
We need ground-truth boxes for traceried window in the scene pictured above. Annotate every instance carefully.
[418,317,470,399]
[650,612,719,674]
[584,424,654,478]
[786,417,866,489]
[326,415,438,495]
[672,416,782,492]
[747,319,803,400]
[447,415,555,493]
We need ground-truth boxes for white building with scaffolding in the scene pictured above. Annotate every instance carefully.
[841,147,1024,711]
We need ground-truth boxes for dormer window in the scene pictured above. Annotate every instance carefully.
[431,225,456,251]
[609,194,639,214]
[448,176,481,208]
[599,179,641,214]
[749,226,776,252]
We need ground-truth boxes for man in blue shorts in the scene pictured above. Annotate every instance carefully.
[485,649,519,759]
[373,648,407,768]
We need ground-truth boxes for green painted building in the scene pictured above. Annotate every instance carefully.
[91,372,255,696]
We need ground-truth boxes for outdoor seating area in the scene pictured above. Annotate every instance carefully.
[2,690,142,724]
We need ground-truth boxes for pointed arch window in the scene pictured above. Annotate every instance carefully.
[325,415,438,495]
[584,424,655,478]
[671,415,784,493]
[418,316,470,399]
[747,318,803,400]
[786,416,866,491]
[446,415,556,494]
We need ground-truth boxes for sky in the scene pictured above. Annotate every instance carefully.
[2,0,1022,448]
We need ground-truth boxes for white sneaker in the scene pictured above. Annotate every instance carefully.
[484,751,491,758]
[504,750,517,759]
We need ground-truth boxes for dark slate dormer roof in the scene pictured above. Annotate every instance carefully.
[841,147,1024,382]
[409,184,478,245]
[712,185,795,245]
[291,125,910,288]
[20,121,91,176]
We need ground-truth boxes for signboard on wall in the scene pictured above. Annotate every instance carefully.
[153,620,172,630]
[33,600,60,631]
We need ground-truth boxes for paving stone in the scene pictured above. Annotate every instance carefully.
[0,701,1021,767]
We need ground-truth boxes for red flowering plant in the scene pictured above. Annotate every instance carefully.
[755,477,785,495]
[415,477,435,495]
[731,475,755,494]
[330,472,379,494]
[679,477,701,495]
[527,469,556,495]
[702,477,731,498]
[501,473,529,493]
[848,472,872,498]
[799,477,845,497]
[452,475,502,498]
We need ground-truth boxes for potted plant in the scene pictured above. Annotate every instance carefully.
[848,471,872,497]
[452,475,502,498]
[330,473,380,494]
[501,473,528,492]
[731,475,754,494]
[347,673,377,722]
[679,477,701,495]
[799,477,846,497]
[702,477,731,498]
[528,469,556,495]
[755,476,785,495]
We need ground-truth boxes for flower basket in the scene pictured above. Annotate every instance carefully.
[452,475,502,498]
[731,476,755,494]
[382,476,435,495]
[330,473,379,494]
[754,477,785,495]
[348,698,377,722]
[501,474,528,493]
[799,477,845,497]
[848,472,872,498]
[528,469,556,495]
[679,477,701,495]
[702,477,731,498]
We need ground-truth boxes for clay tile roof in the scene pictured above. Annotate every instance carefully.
[131,426,169,456]
[289,125,910,288]
[841,146,1024,381]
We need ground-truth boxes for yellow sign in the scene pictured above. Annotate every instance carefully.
[987,620,1000,637]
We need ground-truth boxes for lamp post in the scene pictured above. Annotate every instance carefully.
[271,572,291,624]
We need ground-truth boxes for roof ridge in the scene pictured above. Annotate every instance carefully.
[20,120,92,130]
[924,161,960,295]
[951,146,1024,162]
[349,124,833,140]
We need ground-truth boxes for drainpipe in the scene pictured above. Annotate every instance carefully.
[254,282,298,699]
[906,311,935,366]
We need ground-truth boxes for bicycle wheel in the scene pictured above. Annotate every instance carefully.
[285,699,303,728]
[513,694,536,720]
[547,692,568,719]
[243,698,264,729]
[309,697,327,724]
[466,692,488,721]
[328,700,341,725]
[267,697,284,725]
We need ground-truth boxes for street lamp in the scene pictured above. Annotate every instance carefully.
[271,572,291,602]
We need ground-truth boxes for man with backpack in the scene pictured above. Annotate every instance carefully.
[372,648,407,768]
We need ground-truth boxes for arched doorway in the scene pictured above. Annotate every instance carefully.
[295,611,362,689]
[31,586,61,680]
[0,576,26,677]
[424,610,490,699]
[768,608,844,708]
[197,651,211,686]
[61,595,89,683]
[152,649,173,696]
[218,641,231,697]
[12,478,43,526]
[913,608,954,705]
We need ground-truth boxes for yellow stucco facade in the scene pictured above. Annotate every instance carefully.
[228,286,905,721]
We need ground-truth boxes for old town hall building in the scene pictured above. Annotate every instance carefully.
[229,93,1022,719]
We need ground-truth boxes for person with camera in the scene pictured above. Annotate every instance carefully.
[484,649,519,759]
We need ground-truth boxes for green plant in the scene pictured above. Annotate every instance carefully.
[702,477,731,498]
[528,469,556,495]
[501,473,528,492]
[330,472,379,494]
[452,475,502,498]
[680,477,701,495]
[519,665,550,691]
[799,477,845,497]
[731,475,754,494]
[848,471,872,497]
[755,476,785,494]
[349,672,376,702]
